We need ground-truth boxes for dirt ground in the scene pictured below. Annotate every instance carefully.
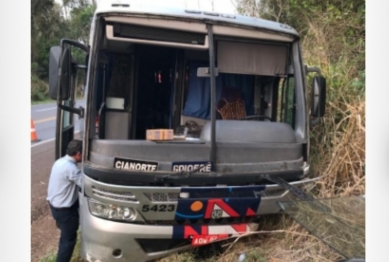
[31,206,60,262]
[31,141,60,262]
[31,133,84,262]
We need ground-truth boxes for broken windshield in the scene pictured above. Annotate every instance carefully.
[91,32,297,142]
[278,196,365,260]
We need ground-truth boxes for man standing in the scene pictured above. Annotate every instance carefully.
[47,140,83,262]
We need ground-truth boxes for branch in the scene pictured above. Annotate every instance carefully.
[276,0,284,22]
[220,229,317,253]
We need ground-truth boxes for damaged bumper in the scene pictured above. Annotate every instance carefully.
[80,174,323,262]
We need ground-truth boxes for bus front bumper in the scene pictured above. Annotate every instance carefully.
[79,175,323,262]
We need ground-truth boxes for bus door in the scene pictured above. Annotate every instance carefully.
[48,40,89,160]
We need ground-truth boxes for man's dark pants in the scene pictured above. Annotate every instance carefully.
[49,201,79,262]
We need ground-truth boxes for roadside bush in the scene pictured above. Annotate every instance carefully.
[31,73,49,101]
[302,9,365,198]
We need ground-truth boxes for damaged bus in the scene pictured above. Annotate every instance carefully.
[48,1,327,261]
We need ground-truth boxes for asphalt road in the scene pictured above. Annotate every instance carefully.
[31,99,85,219]
[31,98,85,220]
[31,99,85,146]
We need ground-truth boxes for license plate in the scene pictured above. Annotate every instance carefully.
[191,234,229,246]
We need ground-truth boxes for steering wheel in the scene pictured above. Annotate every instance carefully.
[239,115,272,121]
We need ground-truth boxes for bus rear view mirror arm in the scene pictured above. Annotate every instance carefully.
[305,65,321,75]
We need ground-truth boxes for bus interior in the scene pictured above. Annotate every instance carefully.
[91,19,297,143]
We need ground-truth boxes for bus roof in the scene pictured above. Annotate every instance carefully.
[95,1,299,38]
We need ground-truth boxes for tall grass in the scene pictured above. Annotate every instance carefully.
[303,11,365,199]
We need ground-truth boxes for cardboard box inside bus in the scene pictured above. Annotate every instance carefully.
[146,129,174,141]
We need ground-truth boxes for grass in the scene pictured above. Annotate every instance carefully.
[156,215,347,262]
[40,252,57,262]
[31,95,85,106]
[31,99,56,105]
[39,231,84,262]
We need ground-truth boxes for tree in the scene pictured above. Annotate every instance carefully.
[234,0,365,70]
[68,3,96,44]
[31,0,96,100]
[31,0,69,78]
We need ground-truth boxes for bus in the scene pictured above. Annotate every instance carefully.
[48,1,327,261]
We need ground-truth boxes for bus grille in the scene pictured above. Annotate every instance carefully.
[92,186,137,202]
[143,192,179,202]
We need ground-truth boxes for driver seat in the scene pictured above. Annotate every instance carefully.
[216,87,247,120]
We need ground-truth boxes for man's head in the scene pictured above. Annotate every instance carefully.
[66,140,83,163]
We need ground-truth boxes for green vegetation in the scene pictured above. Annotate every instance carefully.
[31,0,95,102]
[39,231,83,262]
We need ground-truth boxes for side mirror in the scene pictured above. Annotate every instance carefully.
[49,46,72,100]
[49,46,61,100]
[311,75,326,117]
[60,47,72,100]
[49,39,89,101]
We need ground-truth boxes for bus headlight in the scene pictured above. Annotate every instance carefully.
[88,198,137,221]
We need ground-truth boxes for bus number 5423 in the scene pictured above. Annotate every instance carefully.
[142,204,175,212]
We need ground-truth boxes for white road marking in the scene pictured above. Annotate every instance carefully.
[31,130,81,148]
[35,107,57,112]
